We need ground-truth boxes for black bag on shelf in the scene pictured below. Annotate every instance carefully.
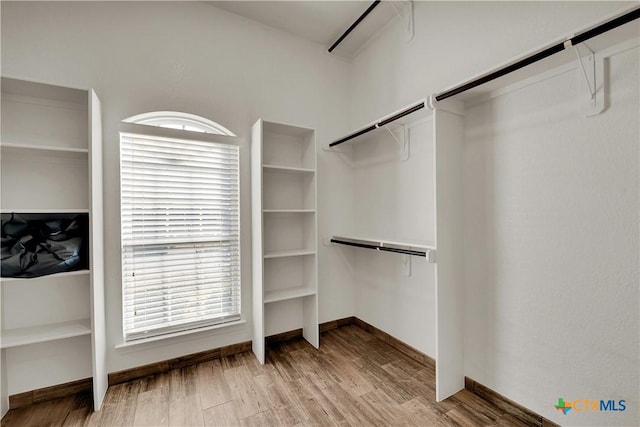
[1,213,87,278]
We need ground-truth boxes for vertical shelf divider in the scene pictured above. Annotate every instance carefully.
[251,119,266,364]
[434,107,465,401]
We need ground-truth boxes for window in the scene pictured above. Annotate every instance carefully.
[120,113,240,341]
[124,111,236,135]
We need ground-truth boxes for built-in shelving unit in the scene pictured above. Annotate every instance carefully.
[251,119,319,364]
[0,77,106,416]
[326,96,464,402]
[321,6,640,405]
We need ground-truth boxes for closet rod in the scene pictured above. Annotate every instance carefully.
[330,238,427,257]
[435,7,640,102]
[328,1,381,53]
[329,101,426,147]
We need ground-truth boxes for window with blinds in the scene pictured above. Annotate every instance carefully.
[120,132,240,341]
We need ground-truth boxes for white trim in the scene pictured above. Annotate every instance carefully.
[114,319,246,349]
[123,111,236,136]
[118,122,240,146]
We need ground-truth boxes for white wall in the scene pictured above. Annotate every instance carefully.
[2,2,638,424]
[347,1,637,425]
[349,1,632,126]
[349,119,437,357]
[464,43,638,426]
[1,1,354,375]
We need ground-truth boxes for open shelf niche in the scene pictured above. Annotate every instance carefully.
[251,119,319,364]
[325,95,465,402]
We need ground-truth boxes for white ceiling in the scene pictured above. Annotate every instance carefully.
[208,1,399,59]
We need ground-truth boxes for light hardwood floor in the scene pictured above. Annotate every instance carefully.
[1,325,529,426]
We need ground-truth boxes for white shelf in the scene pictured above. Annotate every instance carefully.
[264,286,316,304]
[263,209,315,214]
[1,269,90,283]
[332,235,436,251]
[326,99,432,149]
[263,164,315,174]
[1,78,87,106]
[0,319,91,348]
[331,235,436,263]
[264,249,316,259]
[0,143,88,156]
[0,209,90,214]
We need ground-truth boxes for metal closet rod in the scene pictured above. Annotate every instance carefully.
[328,7,639,147]
[329,1,381,53]
[330,238,427,257]
[435,7,640,101]
[329,101,426,147]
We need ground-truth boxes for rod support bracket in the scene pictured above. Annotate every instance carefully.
[383,124,410,160]
[389,0,415,42]
[401,253,412,277]
[426,249,436,263]
[572,42,604,116]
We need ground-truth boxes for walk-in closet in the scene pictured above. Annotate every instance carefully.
[1,2,638,426]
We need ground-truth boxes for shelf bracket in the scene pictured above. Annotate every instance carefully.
[321,145,357,168]
[389,0,415,42]
[425,249,436,263]
[383,124,410,161]
[568,41,604,116]
[321,145,349,153]
[401,253,412,277]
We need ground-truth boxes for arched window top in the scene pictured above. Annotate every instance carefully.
[123,111,236,136]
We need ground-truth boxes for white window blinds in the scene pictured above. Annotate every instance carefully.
[120,133,240,341]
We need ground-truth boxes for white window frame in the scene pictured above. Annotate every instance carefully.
[118,116,242,343]
[123,111,236,136]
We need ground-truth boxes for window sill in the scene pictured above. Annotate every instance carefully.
[114,319,247,349]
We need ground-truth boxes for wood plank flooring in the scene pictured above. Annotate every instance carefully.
[1,325,530,426]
